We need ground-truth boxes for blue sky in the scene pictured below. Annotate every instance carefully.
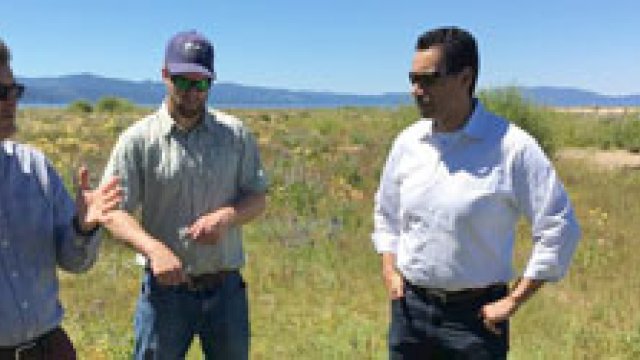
[2,1,638,95]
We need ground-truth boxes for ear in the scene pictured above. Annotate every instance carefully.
[459,67,474,93]
[161,68,172,87]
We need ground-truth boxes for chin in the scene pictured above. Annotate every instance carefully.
[0,123,16,140]
[177,104,205,118]
[417,107,433,119]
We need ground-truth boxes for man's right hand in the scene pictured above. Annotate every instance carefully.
[383,267,405,300]
[148,242,187,286]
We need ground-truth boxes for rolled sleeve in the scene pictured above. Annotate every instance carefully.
[514,140,581,281]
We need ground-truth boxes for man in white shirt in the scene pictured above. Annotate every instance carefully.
[372,27,580,359]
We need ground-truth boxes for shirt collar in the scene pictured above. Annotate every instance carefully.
[157,100,216,137]
[421,98,488,141]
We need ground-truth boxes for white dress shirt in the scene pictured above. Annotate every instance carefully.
[372,101,580,291]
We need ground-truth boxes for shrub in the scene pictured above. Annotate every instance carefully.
[95,96,135,113]
[67,100,93,113]
[479,87,555,157]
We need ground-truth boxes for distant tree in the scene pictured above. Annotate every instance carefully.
[479,87,555,157]
[67,100,93,113]
[95,96,135,113]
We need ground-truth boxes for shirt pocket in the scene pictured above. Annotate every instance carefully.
[201,143,242,195]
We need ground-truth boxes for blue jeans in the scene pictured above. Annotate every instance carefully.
[133,271,249,360]
[389,281,508,360]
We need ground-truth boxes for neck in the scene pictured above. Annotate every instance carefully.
[166,100,205,131]
[172,112,203,131]
[433,97,474,133]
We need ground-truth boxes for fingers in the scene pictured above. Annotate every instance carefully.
[390,279,404,299]
[483,319,503,335]
[385,271,405,300]
[102,186,124,205]
[151,259,188,286]
[101,197,122,214]
[187,219,221,244]
[479,307,504,335]
[100,176,121,193]
[155,268,188,286]
[77,166,90,191]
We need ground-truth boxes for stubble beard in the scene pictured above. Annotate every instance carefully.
[0,112,17,141]
[170,94,206,129]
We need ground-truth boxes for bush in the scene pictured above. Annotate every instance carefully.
[95,96,135,113]
[479,87,555,157]
[67,100,93,113]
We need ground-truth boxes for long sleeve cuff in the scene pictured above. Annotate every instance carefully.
[371,232,399,254]
[58,232,101,273]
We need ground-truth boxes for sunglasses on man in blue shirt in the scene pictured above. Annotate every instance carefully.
[0,83,25,101]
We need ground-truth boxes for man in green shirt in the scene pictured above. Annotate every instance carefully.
[102,30,268,359]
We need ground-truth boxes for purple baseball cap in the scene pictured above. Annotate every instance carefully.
[164,30,215,78]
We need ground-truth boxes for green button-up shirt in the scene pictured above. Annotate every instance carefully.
[102,103,268,274]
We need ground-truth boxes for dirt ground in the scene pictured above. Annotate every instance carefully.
[558,148,640,170]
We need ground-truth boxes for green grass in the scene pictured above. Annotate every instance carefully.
[13,103,640,359]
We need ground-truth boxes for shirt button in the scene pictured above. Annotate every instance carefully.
[21,301,29,309]
[11,271,18,278]
[1,241,8,248]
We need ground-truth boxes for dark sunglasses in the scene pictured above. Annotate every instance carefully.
[408,71,446,87]
[0,83,25,101]
[170,75,211,92]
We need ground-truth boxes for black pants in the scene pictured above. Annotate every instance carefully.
[0,327,76,360]
[389,282,508,360]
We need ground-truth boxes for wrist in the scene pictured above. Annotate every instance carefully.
[506,293,525,309]
[146,239,170,258]
[73,215,99,237]
[382,264,399,278]
[218,206,237,226]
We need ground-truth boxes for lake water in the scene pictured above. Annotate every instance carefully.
[21,102,410,110]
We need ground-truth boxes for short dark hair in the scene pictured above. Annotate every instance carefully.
[416,27,479,95]
[0,39,10,67]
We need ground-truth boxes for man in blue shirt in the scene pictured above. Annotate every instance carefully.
[372,27,580,359]
[0,38,122,359]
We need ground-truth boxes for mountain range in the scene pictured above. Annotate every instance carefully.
[17,73,640,108]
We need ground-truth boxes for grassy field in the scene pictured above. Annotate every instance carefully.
[13,102,640,359]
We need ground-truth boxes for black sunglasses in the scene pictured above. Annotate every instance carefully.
[408,71,446,87]
[170,75,212,92]
[0,83,25,101]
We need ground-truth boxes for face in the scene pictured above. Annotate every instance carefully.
[0,65,18,140]
[162,69,211,127]
[410,46,471,122]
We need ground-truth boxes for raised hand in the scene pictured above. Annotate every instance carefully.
[74,165,122,232]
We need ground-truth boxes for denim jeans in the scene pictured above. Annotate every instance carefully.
[133,270,249,360]
[389,281,508,360]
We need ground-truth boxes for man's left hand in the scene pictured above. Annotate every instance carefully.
[75,166,122,232]
[479,296,519,335]
[187,208,235,244]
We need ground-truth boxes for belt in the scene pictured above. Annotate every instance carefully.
[406,281,507,305]
[184,270,237,292]
[0,327,58,360]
